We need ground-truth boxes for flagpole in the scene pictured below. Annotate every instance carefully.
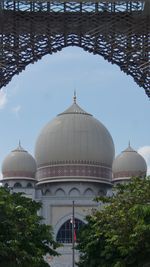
[72,200,75,267]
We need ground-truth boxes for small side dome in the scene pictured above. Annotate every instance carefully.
[112,143,147,182]
[2,142,37,180]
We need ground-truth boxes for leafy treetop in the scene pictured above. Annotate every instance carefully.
[0,187,59,267]
[77,177,150,267]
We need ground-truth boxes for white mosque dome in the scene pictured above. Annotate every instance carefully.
[112,143,147,182]
[35,97,115,185]
[2,143,37,179]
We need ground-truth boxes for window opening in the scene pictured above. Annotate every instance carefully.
[56,218,84,243]
[14,182,22,188]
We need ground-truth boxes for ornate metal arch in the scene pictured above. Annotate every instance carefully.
[0,1,150,97]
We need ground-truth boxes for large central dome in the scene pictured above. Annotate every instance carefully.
[35,98,115,185]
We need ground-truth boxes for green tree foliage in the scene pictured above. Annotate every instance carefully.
[77,177,150,267]
[0,187,59,267]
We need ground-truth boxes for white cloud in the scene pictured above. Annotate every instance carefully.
[138,146,150,175]
[0,89,7,109]
[12,105,21,117]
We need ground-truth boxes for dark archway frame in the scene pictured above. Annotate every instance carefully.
[0,1,150,97]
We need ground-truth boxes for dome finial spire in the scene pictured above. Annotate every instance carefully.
[73,90,76,104]
[128,140,131,147]
[18,140,22,150]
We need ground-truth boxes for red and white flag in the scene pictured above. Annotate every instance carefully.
[74,228,77,242]
[70,217,77,242]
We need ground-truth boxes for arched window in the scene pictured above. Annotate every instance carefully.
[4,183,9,188]
[69,188,80,196]
[44,189,51,196]
[55,188,65,196]
[56,218,84,243]
[14,182,22,188]
[27,182,33,188]
[84,188,94,196]
[99,189,107,196]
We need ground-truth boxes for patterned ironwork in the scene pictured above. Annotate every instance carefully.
[0,1,150,97]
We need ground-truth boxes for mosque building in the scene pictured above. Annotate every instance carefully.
[1,96,147,267]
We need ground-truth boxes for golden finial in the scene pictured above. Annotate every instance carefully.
[73,90,76,104]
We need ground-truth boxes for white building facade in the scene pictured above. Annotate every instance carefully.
[1,98,147,267]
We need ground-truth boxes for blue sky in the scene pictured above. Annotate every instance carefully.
[0,47,150,175]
